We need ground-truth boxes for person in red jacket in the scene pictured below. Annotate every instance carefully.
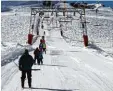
[40,36,45,43]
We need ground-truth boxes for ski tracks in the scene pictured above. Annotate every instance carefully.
[1,59,20,90]
[69,52,113,91]
[50,49,80,91]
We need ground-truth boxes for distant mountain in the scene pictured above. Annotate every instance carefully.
[1,1,59,7]
[1,6,12,12]
[1,1,27,6]
[1,1,43,12]
[67,1,113,8]
[1,1,59,12]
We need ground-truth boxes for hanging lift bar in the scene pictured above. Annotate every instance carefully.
[31,7,82,14]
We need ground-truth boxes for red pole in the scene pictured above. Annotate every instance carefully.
[83,35,88,47]
[28,34,33,45]
[82,5,88,47]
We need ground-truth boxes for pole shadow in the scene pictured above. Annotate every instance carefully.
[31,69,41,71]
[42,64,67,67]
[24,87,79,91]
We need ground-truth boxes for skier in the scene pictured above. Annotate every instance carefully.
[34,47,40,64]
[42,36,45,39]
[60,30,63,36]
[41,24,44,29]
[37,29,39,35]
[19,49,34,88]
[43,31,45,36]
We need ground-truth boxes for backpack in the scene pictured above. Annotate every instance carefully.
[43,43,46,48]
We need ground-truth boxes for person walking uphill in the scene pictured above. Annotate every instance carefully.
[38,50,43,65]
[34,47,40,64]
[40,36,45,44]
[40,36,47,54]
[19,49,34,88]
[34,47,43,65]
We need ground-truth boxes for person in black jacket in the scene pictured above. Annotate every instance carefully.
[38,50,43,65]
[19,49,34,88]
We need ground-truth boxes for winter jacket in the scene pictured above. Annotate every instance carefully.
[40,39,45,43]
[34,49,40,58]
[39,43,43,51]
[38,51,43,59]
[34,48,39,55]
[19,53,34,71]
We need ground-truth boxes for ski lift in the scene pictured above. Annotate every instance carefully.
[31,24,34,29]
[39,11,44,17]
[56,11,58,17]
[80,21,90,24]
[59,20,72,23]
[59,16,72,23]
[44,16,50,19]
[73,11,76,16]
[66,15,73,19]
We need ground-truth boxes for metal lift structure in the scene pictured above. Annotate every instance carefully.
[28,3,89,46]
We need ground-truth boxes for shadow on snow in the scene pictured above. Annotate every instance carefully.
[42,64,67,67]
[31,69,41,71]
[24,87,79,91]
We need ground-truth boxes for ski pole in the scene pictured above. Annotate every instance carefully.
[13,60,19,67]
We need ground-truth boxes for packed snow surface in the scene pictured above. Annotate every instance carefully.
[1,5,113,91]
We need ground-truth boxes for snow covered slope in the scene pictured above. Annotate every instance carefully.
[1,4,113,91]
[1,20,113,91]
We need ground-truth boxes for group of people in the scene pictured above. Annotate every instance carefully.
[19,35,46,88]
[34,36,46,65]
